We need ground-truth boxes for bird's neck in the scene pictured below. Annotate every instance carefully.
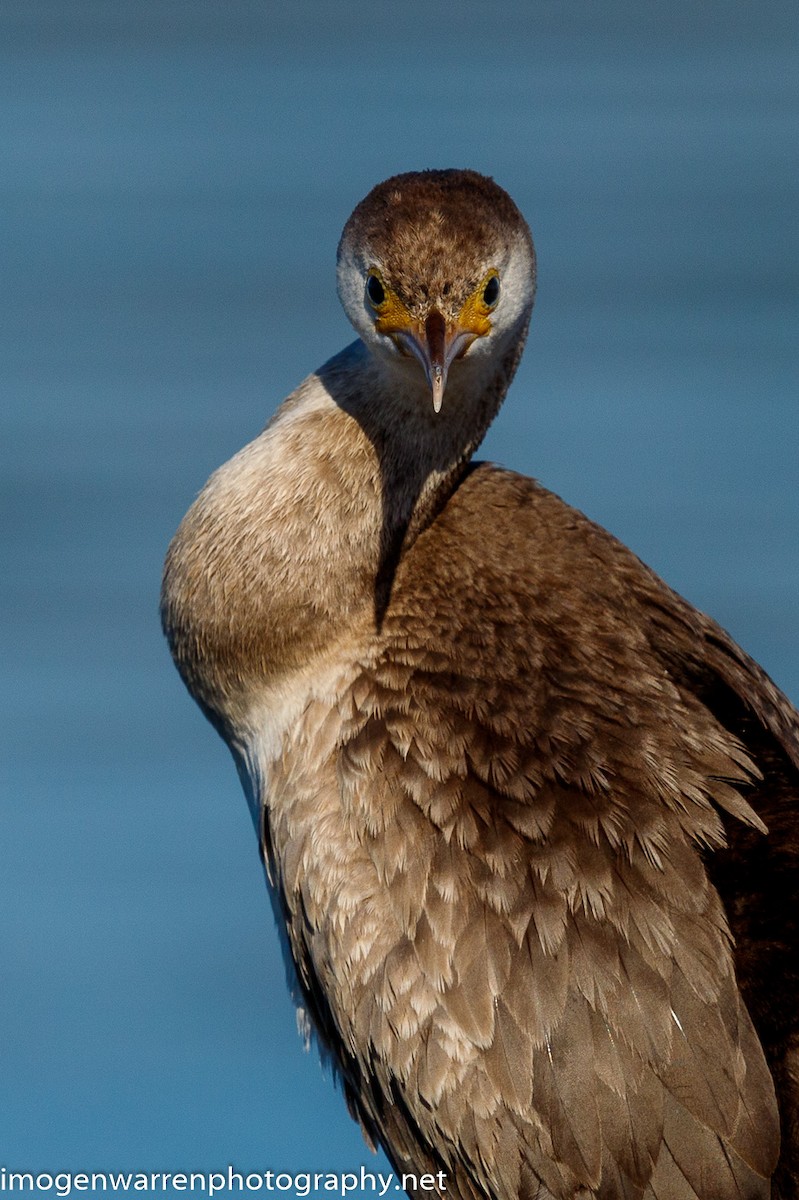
[161,336,524,732]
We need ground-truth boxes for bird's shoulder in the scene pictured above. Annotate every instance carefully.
[391,461,799,776]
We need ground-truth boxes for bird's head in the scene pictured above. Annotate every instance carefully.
[337,170,536,413]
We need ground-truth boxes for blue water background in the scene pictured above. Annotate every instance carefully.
[2,1,797,1194]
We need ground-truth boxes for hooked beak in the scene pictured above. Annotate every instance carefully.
[393,310,479,413]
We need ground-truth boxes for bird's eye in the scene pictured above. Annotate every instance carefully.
[366,273,386,308]
[482,275,500,308]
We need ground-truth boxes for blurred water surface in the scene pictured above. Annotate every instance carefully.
[2,1,797,1193]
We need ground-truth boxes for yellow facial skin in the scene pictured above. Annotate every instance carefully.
[366,269,414,337]
[365,266,500,411]
[454,269,499,339]
[367,268,499,341]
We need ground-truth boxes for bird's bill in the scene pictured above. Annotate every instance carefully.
[387,310,481,413]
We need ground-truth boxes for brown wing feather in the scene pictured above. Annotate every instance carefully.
[262,464,794,1197]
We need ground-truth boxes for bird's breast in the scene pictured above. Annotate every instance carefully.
[161,373,384,731]
[252,664,489,1091]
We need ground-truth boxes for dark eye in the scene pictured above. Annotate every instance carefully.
[366,274,385,307]
[482,275,500,307]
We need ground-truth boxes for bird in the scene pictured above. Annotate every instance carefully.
[161,170,799,1199]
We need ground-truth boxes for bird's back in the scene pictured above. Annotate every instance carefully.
[260,462,798,1199]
